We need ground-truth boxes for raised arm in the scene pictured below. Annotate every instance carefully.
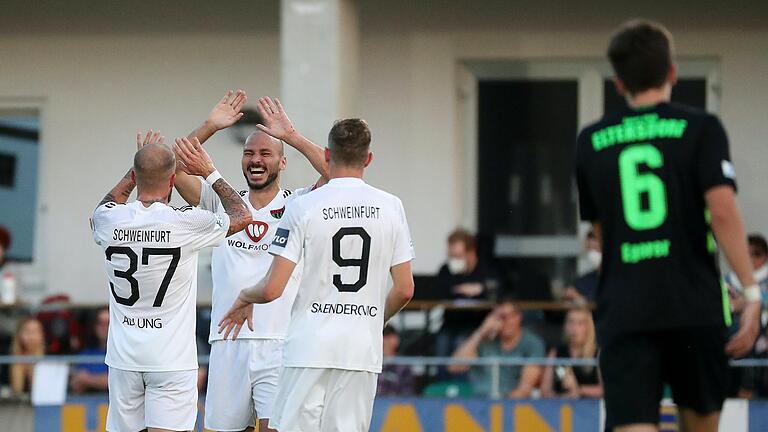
[255,97,330,187]
[175,90,248,206]
[174,137,251,237]
[96,130,164,208]
[706,185,760,357]
[448,311,500,374]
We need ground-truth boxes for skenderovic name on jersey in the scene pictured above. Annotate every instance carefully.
[269,177,414,373]
[575,102,737,342]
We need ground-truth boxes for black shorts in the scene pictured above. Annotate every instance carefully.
[600,326,728,429]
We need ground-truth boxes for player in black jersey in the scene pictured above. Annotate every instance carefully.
[575,20,761,432]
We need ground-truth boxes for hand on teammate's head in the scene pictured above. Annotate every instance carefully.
[173,137,215,178]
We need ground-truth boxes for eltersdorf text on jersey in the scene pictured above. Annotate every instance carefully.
[322,205,381,220]
[113,229,171,243]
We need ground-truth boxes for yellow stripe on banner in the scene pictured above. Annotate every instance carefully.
[659,422,679,431]
[560,404,572,432]
[514,405,556,432]
[61,404,87,432]
[98,403,109,432]
[490,404,503,432]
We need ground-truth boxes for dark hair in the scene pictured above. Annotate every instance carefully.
[328,119,371,167]
[748,234,768,257]
[383,325,398,336]
[607,20,674,95]
[0,226,10,250]
[447,228,476,252]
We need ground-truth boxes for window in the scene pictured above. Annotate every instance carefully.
[0,109,40,262]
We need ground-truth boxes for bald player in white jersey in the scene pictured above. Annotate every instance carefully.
[173,91,329,432]
[220,119,415,432]
[91,131,251,432]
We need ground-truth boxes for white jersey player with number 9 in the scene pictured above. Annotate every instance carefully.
[219,119,415,432]
[91,132,251,432]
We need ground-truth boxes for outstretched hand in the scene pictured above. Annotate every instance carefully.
[218,293,254,340]
[206,89,247,131]
[136,129,165,150]
[255,96,296,141]
[173,137,216,178]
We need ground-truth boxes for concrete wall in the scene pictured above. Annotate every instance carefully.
[1,1,767,302]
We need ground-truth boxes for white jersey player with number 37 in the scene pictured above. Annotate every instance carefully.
[91,131,251,432]
[219,119,415,432]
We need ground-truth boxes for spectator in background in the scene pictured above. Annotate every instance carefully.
[727,234,768,319]
[0,226,9,268]
[70,307,109,393]
[11,316,45,394]
[377,325,415,396]
[435,229,503,357]
[541,307,602,399]
[563,229,601,304]
[449,299,545,398]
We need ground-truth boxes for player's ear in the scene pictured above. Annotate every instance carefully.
[279,155,287,172]
[169,172,176,188]
[324,147,331,163]
[612,77,628,98]
[363,152,373,168]
[130,170,136,185]
[667,63,678,87]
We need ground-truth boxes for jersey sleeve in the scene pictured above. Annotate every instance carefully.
[697,115,738,193]
[176,207,230,251]
[575,132,599,222]
[91,202,117,246]
[268,201,305,264]
[391,198,415,266]
[197,177,223,213]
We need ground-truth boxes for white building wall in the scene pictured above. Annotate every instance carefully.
[1,3,767,303]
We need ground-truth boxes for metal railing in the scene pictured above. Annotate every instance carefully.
[2,354,768,400]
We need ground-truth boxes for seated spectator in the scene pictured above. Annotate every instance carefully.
[70,307,109,393]
[563,229,601,304]
[377,325,415,396]
[449,299,545,398]
[727,234,768,319]
[11,316,45,394]
[435,229,503,357]
[541,307,602,398]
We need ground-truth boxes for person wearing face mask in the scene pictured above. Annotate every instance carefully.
[434,229,503,358]
[563,229,601,304]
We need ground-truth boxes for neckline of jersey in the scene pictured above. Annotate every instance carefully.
[245,189,286,213]
[328,177,366,187]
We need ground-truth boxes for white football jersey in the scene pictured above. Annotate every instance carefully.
[91,200,229,372]
[198,179,312,341]
[269,177,414,373]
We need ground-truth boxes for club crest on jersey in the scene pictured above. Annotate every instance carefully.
[245,221,269,243]
[270,206,285,219]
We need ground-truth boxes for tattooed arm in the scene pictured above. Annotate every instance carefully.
[96,168,135,208]
[174,136,251,236]
[96,130,165,209]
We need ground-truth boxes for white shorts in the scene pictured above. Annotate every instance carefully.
[205,339,284,430]
[268,367,378,432]
[107,367,197,432]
